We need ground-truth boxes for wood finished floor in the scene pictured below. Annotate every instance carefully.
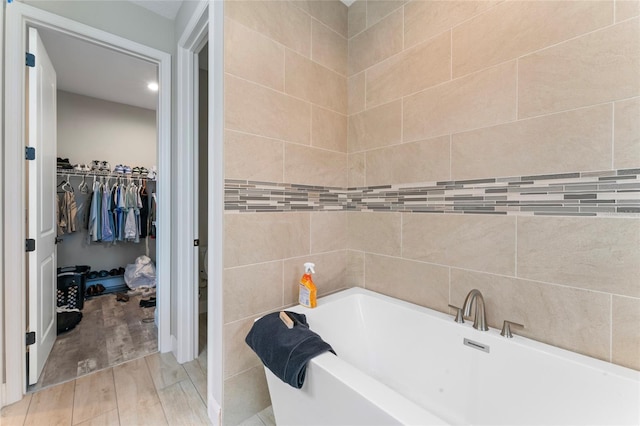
[1,350,210,426]
[30,293,159,392]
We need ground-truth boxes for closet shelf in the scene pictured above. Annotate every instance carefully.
[56,168,156,181]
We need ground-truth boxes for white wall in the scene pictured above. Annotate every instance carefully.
[58,90,157,170]
[56,90,157,271]
[21,0,174,54]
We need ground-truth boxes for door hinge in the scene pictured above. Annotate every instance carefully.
[25,239,36,252]
[26,53,35,68]
[26,332,36,346]
[25,147,36,160]
[193,239,200,247]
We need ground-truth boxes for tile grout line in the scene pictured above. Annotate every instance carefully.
[144,354,171,425]
[609,294,613,362]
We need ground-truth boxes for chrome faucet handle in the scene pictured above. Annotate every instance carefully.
[448,304,464,324]
[500,320,524,338]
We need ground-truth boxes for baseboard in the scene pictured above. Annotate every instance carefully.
[208,394,222,426]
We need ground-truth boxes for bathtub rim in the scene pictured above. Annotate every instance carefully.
[292,287,640,383]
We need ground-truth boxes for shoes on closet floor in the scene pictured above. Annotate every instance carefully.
[123,165,132,175]
[139,297,156,308]
[114,164,125,174]
[100,161,111,172]
[115,293,129,302]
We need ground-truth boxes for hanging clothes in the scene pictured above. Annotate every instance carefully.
[57,185,78,235]
[88,180,102,242]
[101,182,114,242]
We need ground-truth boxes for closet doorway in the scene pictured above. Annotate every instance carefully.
[28,26,161,391]
[196,42,209,357]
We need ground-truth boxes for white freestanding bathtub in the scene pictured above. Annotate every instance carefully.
[264,288,640,425]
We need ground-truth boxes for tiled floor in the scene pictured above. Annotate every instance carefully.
[3,309,276,426]
[239,407,276,426]
[30,292,158,392]
[2,350,210,426]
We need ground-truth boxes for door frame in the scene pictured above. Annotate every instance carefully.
[176,2,224,423]
[3,2,172,404]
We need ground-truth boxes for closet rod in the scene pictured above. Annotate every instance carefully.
[56,169,156,182]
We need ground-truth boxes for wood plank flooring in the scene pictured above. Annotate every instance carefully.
[30,293,158,392]
[2,351,209,426]
[3,310,278,426]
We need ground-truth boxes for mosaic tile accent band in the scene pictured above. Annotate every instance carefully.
[225,169,640,217]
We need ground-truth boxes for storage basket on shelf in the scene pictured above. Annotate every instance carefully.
[57,265,90,310]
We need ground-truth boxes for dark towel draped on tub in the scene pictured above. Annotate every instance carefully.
[245,311,336,389]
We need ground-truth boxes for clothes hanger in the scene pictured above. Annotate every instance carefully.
[62,174,74,192]
[79,174,89,194]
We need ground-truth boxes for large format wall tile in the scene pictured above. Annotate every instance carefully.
[452,1,613,77]
[365,253,449,311]
[451,104,613,180]
[224,17,285,91]
[348,8,403,75]
[224,261,283,322]
[311,212,348,253]
[283,250,349,305]
[224,213,310,268]
[612,296,640,370]
[614,97,640,169]
[223,366,270,426]
[297,0,348,37]
[347,250,365,288]
[312,20,348,76]
[517,217,640,297]
[347,212,402,256]
[366,0,407,28]
[348,100,402,152]
[224,317,261,379]
[348,152,366,187]
[224,130,284,182]
[225,75,310,145]
[348,0,366,38]
[226,1,311,57]
[518,18,640,118]
[366,136,450,186]
[616,0,640,21]
[348,72,366,114]
[404,1,499,49]
[311,106,347,152]
[366,31,451,107]
[284,143,347,187]
[285,51,347,114]
[403,61,517,142]
[450,269,611,362]
[403,213,516,275]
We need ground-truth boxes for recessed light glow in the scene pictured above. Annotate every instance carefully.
[147,82,159,92]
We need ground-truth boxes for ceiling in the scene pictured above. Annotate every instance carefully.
[129,0,184,20]
[37,27,158,111]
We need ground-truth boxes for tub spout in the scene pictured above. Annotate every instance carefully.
[462,289,489,331]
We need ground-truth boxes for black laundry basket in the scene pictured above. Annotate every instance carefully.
[57,265,90,310]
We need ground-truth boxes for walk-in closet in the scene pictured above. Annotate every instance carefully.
[29,27,161,391]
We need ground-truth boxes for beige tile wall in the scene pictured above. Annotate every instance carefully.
[346,0,640,375]
[223,1,349,424]
[223,1,639,423]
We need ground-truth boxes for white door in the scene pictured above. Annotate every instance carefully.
[27,27,58,386]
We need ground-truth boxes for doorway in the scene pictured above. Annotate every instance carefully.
[197,42,209,355]
[4,2,172,405]
[26,26,162,391]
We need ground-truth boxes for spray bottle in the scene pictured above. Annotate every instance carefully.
[298,262,317,308]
